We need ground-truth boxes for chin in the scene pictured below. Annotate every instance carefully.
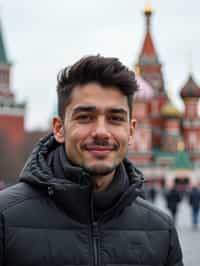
[83,163,117,176]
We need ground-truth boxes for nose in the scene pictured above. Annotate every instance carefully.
[91,117,111,139]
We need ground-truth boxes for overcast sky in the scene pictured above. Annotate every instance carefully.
[0,0,200,130]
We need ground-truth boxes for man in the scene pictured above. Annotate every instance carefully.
[0,55,183,266]
[188,186,200,229]
[165,185,182,223]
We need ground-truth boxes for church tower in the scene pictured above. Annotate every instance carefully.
[137,4,165,96]
[136,3,168,148]
[0,20,26,145]
[180,74,200,163]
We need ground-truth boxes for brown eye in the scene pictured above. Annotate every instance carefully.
[77,114,94,123]
[109,116,125,123]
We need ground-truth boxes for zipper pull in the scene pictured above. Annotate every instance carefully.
[92,222,99,239]
[48,186,54,196]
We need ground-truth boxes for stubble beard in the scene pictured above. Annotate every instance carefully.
[82,162,118,177]
[80,138,120,176]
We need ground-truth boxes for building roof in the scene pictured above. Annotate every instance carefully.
[180,74,200,99]
[138,6,160,66]
[161,101,182,118]
[141,31,156,58]
[0,21,9,65]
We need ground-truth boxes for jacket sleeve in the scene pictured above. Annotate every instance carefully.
[165,225,184,266]
[0,213,4,265]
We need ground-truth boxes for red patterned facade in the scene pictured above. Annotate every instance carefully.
[129,5,200,185]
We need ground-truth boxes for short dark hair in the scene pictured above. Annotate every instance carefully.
[56,55,138,120]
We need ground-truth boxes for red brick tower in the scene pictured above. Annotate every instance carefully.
[180,74,200,163]
[136,4,167,148]
[0,20,26,146]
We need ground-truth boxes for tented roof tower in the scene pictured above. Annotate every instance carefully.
[137,3,166,98]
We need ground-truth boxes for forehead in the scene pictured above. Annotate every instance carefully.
[66,82,129,113]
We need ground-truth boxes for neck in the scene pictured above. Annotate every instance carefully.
[93,171,115,192]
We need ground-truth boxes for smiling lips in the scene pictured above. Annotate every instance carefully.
[84,145,116,157]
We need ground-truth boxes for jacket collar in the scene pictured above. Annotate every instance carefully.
[19,133,144,223]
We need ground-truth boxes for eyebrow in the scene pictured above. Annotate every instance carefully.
[72,106,128,116]
[72,106,97,114]
[108,108,128,116]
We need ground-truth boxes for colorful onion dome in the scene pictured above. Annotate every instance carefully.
[161,101,181,118]
[134,74,154,101]
[180,74,200,99]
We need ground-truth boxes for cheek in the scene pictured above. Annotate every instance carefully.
[66,126,91,146]
[112,128,130,145]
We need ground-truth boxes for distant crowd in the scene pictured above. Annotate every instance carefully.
[144,183,200,229]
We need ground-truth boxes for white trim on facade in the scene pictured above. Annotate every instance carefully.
[0,105,25,116]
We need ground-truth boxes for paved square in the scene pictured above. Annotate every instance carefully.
[155,195,199,266]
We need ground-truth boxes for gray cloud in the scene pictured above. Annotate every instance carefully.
[0,0,199,129]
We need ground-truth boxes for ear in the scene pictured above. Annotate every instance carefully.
[128,119,136,145]
[52,116,65,143]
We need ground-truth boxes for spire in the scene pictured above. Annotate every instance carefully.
[137,3,165,98]
[0,18,9,65]
[141,32,156,58]
[0,13,12,95]
[139,2,159,65]
[188,52,193,75]
[141,0,156,57]
[144,0,153,32]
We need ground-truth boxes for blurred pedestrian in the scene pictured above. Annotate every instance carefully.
[143,184,158,203]
[165,185,182,223]
[148,185,157,203]
[188,186,200,229]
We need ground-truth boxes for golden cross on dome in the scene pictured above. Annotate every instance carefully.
[188,52,193,75]
[144,0,152,14]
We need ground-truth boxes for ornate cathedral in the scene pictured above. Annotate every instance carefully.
[128,4,200,187]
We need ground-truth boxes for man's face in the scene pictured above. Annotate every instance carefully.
[53,82,136,176]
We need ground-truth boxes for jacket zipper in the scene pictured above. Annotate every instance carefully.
[90,192,99,266]
[92,221,99,266]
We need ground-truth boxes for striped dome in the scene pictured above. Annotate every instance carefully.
[180,74,200,98]
[134,74,154,101]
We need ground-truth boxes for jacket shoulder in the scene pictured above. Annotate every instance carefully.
[0,182,41,213]
[132,196,173,229]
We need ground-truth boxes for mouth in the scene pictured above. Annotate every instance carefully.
[84,145,115,158]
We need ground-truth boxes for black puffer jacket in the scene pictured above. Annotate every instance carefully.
[0,134,183,266]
